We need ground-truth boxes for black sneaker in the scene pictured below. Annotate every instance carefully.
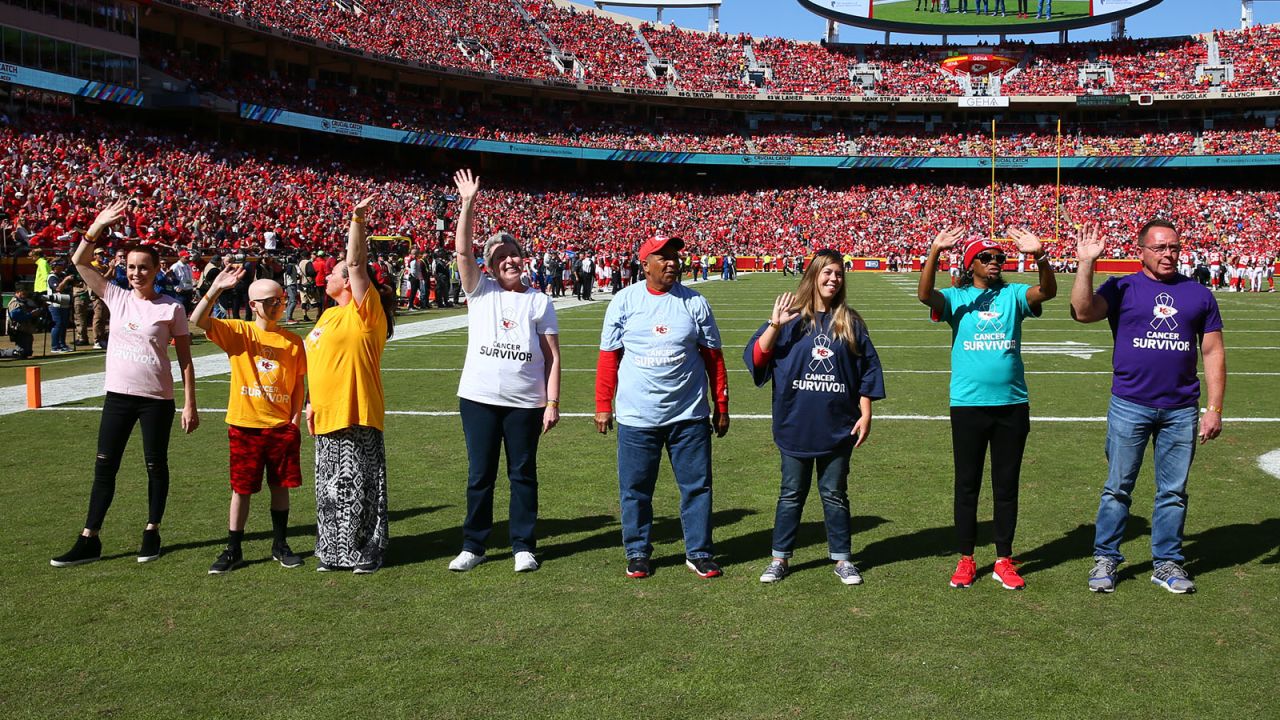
[208,548,243,575]
[272,543,304,569]
[685,557,723,578]
[137,529,161,563]
[50,534,102,567]
[353,558,382,575]
[626,556,651,579]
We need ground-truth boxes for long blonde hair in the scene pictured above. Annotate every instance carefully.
[792,250,865,353]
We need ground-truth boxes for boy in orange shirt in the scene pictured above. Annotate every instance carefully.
[192,265,307,573]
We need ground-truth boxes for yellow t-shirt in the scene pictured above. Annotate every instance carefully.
[304,289,387,435]
[206,319,306,429]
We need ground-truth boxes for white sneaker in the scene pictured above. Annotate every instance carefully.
[513,551,539,573]
[448,550,487,572]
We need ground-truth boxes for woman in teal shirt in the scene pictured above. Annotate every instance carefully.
[918,228,1057,591]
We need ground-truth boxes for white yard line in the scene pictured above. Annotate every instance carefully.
[36,406,1280,423]
[0,295,595,416]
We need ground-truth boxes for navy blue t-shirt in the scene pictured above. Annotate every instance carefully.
[744,312,886,458]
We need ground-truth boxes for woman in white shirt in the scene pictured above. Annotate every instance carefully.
[447,169,562,574]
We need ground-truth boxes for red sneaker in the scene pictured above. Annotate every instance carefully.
[992,557,1025,590]
[949,555,976,588]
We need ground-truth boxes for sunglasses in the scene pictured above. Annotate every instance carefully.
[252,297,284,308]
[975,252,1007,265]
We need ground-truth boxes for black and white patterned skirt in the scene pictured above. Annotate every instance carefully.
[314,425,389,567]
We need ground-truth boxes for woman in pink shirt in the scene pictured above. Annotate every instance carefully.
[51,200,200,568]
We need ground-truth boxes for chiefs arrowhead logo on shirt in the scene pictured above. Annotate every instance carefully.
[256,358,278,374]
[653,324,669,336]
[501,318,517,330]
[127,322,139,332]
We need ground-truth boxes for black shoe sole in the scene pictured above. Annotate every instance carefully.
[50,556,100,568]
[208,560,244,575]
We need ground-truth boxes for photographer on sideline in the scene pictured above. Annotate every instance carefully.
[4,288,44,358]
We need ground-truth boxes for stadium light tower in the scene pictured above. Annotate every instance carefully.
[1243,0,1254,28]
[595,0,723,33]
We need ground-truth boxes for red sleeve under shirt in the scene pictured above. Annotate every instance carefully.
[595,346,730,415]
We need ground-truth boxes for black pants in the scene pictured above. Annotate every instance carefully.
[434,274,451,307]
[459,398,543,553]
[85,392,176,531]
[949,404,1029,557]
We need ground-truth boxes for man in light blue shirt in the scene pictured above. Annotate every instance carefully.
[595,235,730,580]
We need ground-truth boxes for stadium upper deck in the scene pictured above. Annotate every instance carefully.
[155,0,1280,101]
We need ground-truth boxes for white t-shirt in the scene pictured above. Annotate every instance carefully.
[457,275,558,408]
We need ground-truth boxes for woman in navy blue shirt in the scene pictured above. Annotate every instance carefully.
[744,249,885,585]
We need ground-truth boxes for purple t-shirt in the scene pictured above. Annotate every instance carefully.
[1097,272,1222,409]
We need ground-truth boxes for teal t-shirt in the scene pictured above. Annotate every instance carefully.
[935,283,1038,407]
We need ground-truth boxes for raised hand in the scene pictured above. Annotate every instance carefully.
[933,227,963,252]
[1076,222,1105,262]
[454,169,480,203]
[89,200,130,240]
[771,292,800,327]
[353,195,375,221]
[1007,227,1043,256]
[211,264,245,292]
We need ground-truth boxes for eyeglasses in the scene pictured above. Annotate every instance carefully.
[252,297,284,308]
[1142,244,1182,255]
[975,252,1007,265]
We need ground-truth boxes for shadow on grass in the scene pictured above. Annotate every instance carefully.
[715,515,891,571]
[99,504,451,562]
[1185,518,1280,575]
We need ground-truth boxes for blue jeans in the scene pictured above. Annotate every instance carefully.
[975,0,989,12]
[49,306,69,349]
[772,445,853,561]
[459,398,543,554]
[617,419,714,560]
[1094,395,1197,564]
[1037,0,1051,17]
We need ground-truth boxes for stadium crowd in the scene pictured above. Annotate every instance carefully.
[4,115,1280,266]
[172,0,1276,96]
[144,48,1273,159]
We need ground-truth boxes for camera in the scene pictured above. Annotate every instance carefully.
[45,292,73,306]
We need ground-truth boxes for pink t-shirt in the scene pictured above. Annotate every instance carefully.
[101,283,189,400]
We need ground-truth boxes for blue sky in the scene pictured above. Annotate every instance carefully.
[600,0,1280,43]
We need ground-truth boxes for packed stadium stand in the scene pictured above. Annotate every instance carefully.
[2,0,1280,267]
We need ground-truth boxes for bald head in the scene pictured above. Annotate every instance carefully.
[249,278,283,299]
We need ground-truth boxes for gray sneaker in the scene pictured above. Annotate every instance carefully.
[1088,556,1119,593]
[834,562,863,586]
[759,559,788,584]
[1151,561,1196,594]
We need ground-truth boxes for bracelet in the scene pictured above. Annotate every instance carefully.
[351,216,366,225]
[767,320,781,329]
[1206,405,1222,414]
[546,400,559,408]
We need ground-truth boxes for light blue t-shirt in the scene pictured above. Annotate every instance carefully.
[935,283,1038,407]
[600,282,722,428]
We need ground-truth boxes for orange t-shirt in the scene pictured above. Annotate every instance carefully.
[304,289,387,435]
[206,319,306,429]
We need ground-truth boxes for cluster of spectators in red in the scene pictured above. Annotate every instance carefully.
[5,116,1279,264]
[144,49,1275,160]
[177,0,1275,97]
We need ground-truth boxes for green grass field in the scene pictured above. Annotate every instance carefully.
[3,272,1278,718]
[872,0,1091,27]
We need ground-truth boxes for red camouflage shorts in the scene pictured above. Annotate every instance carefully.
[228,424,302,495]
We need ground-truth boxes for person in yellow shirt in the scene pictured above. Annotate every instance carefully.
[303,195,393,574]
[192,265,307,574]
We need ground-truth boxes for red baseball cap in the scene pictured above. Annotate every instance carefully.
[638,234,684,259]
[962,238,1003,269]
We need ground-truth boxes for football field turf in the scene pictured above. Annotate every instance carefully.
[2,271,1277,718]
[870,0,1091,27]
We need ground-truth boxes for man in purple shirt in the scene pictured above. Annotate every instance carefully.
[1071,219,1226,594]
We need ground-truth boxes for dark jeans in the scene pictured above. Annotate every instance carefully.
[949,404,1030,557]
[459,398,543,554]
[616,419,713,560]
[50,306,69,349]
[772,443,854,561]
[85,392,177,531]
